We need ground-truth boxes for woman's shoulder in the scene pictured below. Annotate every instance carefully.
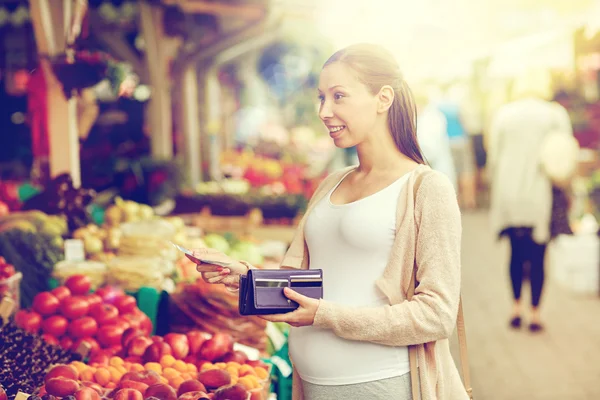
[415,166,458,201]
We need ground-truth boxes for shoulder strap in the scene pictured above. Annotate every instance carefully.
[408,170,473,399]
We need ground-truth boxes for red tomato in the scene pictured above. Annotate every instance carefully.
[114,295,137,314]
[94,286,125,304]
[114,317,131,332]
[68,316,98,338]
[60,296,89,320]
[51,286,71,303]
[42,315,69,337]
[32,292,60,316]
[60,336,74,350]
[89,304,119,325]
[41,333,59,345]
[65,275,92,295]
[14,310,42,333]
[72,337,100,354]
[85,294,102,308]
[96,324,125,347]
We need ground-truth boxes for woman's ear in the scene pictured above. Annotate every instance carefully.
[377,85,395,113]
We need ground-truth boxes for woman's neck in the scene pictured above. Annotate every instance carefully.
[355,129,411,174]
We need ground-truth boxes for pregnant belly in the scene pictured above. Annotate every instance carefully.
[288,326,408,385]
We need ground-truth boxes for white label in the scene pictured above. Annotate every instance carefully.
[64,239,85,262]
[265,322,286,352]
[271,355,293,378]
[233,342,260,361]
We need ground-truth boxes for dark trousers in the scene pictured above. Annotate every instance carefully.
[506,227,547,307]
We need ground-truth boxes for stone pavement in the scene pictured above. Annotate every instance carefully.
[449,210,600,400]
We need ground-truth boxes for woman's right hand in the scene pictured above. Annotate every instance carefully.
[189,249,247,290]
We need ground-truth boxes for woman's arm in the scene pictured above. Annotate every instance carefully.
[311,173,462,346]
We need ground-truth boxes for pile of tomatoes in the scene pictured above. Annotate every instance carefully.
[14,275,152,357]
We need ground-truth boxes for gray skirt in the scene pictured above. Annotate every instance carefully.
[301,373,415,400]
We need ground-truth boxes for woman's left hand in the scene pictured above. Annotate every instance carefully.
[259,287,320,327]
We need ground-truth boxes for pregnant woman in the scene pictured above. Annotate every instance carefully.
[192,43,468,400]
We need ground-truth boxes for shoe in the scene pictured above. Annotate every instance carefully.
[509,316,521,329]
[529,322,544,333]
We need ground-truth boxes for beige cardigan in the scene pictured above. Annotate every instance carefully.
[281,165,469,400]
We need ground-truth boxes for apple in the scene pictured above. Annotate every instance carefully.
[163,333,189,360]
[186,331,207,356]
[219,351,248,365]
[198,333,233,362]
[127,336,154,358]
[142,342,172,364]
[122,327,144,347]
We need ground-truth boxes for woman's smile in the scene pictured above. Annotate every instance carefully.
[327,125,346,139]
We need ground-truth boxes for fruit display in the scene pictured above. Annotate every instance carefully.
[170,280,268,352]
[13,275,152,356]
[103,198,156,227]
[0,211,68,238]
[72,224,122,257]
[0,320,82,400]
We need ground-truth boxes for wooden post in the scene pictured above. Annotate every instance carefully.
[180,65,202,186]
[139,2,173,159]
[29,0,82,187]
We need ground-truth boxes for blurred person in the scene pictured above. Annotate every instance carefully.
[189,44,469,400]
[415,92,457,190]
[437,85,477,209]
[489,69,574,333]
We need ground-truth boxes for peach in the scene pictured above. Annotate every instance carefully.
[45,364,79,383]
[113,388,143,400]
[177,391,210,400]
[45,378,80,397]
[119,380,149,395]
[128,336,154,358]
[74,387,101,400]
[81,381,104,395]
[144,384,177,400]
[214,384,248,400]
[177,380,207,398]
[197,369,231,390]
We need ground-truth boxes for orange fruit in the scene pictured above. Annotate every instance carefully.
[169,376,185,390]
[226,362,241,370]
[214,362,227,369]
[173,360,187,373]
[130,363,145,373]
[107,366,123,383]
[162,367,179,380]
[230,375,239,385]
[71,361,87,374]
[237,376,256,390]
[226,367,239,378]
[186,363,198,374]
[160,376,169,385]
[200,363,215,372]
[109,357,124,367]
[80,369,94,382]
[94,368,111,387]
[160,355,176,368]
[239,365,257,377]
[145,362,162,374]
[254,367,269,380]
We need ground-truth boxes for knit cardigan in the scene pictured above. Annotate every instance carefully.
[281,164,469,400]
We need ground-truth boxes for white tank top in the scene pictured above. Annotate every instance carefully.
[288,170,411,385]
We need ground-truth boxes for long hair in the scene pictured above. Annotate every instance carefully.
[323,44,425,164]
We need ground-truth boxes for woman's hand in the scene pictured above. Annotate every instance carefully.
[189,249,248,289]
[260,288,320,327]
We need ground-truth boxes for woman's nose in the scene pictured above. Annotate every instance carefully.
[319,101,333,120]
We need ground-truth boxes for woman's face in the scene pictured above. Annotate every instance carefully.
[318,62,380,148]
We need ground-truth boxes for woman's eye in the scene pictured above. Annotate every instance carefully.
[334,93,344,100]
[318,94,325,103]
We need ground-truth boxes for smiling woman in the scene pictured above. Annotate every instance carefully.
[192,44,470,400]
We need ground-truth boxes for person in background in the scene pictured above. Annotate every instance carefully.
[190,44,468,400]
[415,92,457,190]
[437,86,477,209]
[488,69,574,333]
